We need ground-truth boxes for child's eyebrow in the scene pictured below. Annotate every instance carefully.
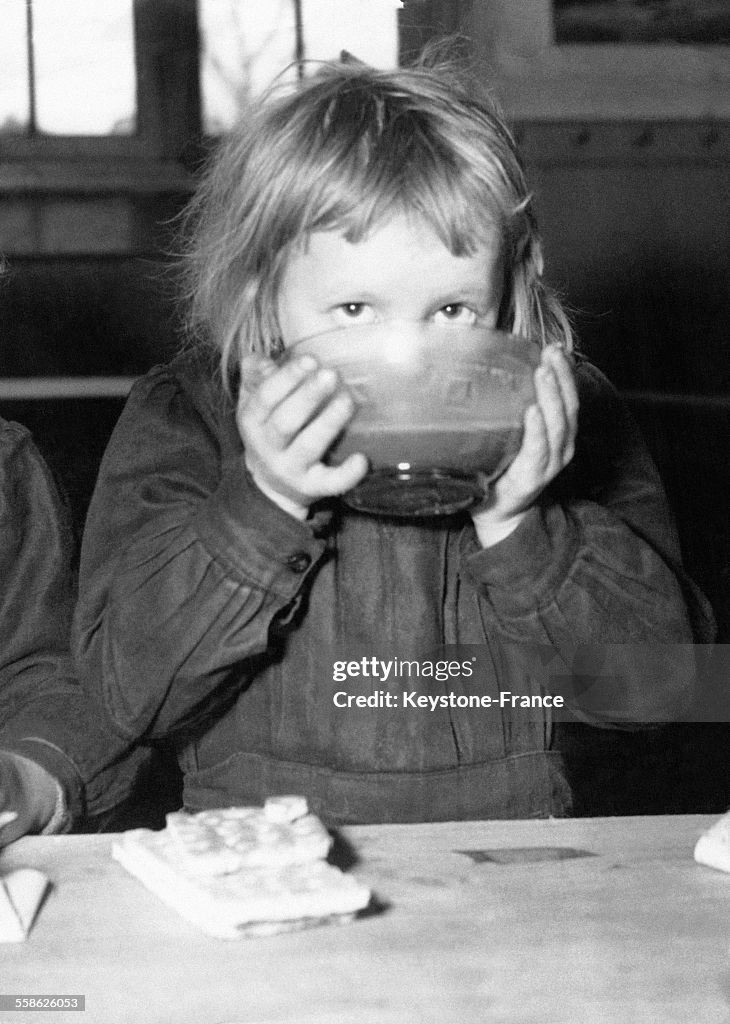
[431,283,492,304]
[320,287,378,304]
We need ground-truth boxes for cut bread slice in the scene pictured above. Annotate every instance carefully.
[694,811,730,873]
[111,797,371,938]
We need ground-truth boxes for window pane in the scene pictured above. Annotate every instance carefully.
[302,0,401,67]
[33,0,136,135]
[0,0,30,134]
[199,0,298,134]
[200,0,402,134]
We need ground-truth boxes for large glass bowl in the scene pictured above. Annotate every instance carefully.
[287,321,540,517]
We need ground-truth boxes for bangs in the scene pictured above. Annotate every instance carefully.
[313,144,507,258]
[261,71,520,258]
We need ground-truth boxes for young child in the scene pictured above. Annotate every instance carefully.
[73,58,714,825]
[0,418,149,844]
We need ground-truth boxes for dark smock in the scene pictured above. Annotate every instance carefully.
[0,418,147,826]
[73,354,714,824]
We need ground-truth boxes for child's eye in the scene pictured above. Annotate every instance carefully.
[342,303,365,317]
[434,304,478,325]
[336,303,374,322]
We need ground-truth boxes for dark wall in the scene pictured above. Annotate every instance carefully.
[0,257,180,377]
[0,256,181,549]
[534,160,730,639]
[535,163,729,394]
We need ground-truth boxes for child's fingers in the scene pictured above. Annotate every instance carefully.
[534,358,574,469]
[303,453,370,497]
[473,350,577,527]
[484,403,547,514]
[288,388,358,466]
[266,368,341,446]
[496,403,547,489]
[516,402,551,479]
[545,346,579,437]
[535,363,566,466]
[242,355,318,425]
[238,353,279,398]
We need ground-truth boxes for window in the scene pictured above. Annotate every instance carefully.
[0,0,200,195]
[1,0,137,136]
[0,0,406,396]
[0,0,404,253]
[199,0,401,133]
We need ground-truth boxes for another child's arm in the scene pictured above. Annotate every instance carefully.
[0,420,150,841]
[0,754,59,846]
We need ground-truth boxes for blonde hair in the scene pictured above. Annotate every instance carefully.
[179,55,573,387]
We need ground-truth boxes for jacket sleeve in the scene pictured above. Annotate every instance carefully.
[73,365,328,743]
[458,360,715,721]
[0,421,149,826]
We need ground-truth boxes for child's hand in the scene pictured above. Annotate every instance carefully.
[237,353,369,519]
[0,753,58,846]
[471,345,579,548]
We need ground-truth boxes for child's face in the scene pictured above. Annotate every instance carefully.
[276,213,504,346]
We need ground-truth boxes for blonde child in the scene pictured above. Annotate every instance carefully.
[73,58,713,824]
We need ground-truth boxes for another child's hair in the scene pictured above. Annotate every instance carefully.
[180,54,573,386]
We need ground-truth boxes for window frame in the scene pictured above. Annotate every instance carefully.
[0,0,201,195]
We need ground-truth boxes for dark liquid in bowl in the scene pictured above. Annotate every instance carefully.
[335,423,522,477]
[335,425,523,517]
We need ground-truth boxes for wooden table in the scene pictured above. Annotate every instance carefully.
[1,815,729,1024]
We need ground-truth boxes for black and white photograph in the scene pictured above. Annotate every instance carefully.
[0,1,729,1021]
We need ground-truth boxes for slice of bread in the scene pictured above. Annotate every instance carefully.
[111,797,371,939]
[694,811,730,873]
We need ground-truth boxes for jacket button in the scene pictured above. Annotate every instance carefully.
[285,552,312,573]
